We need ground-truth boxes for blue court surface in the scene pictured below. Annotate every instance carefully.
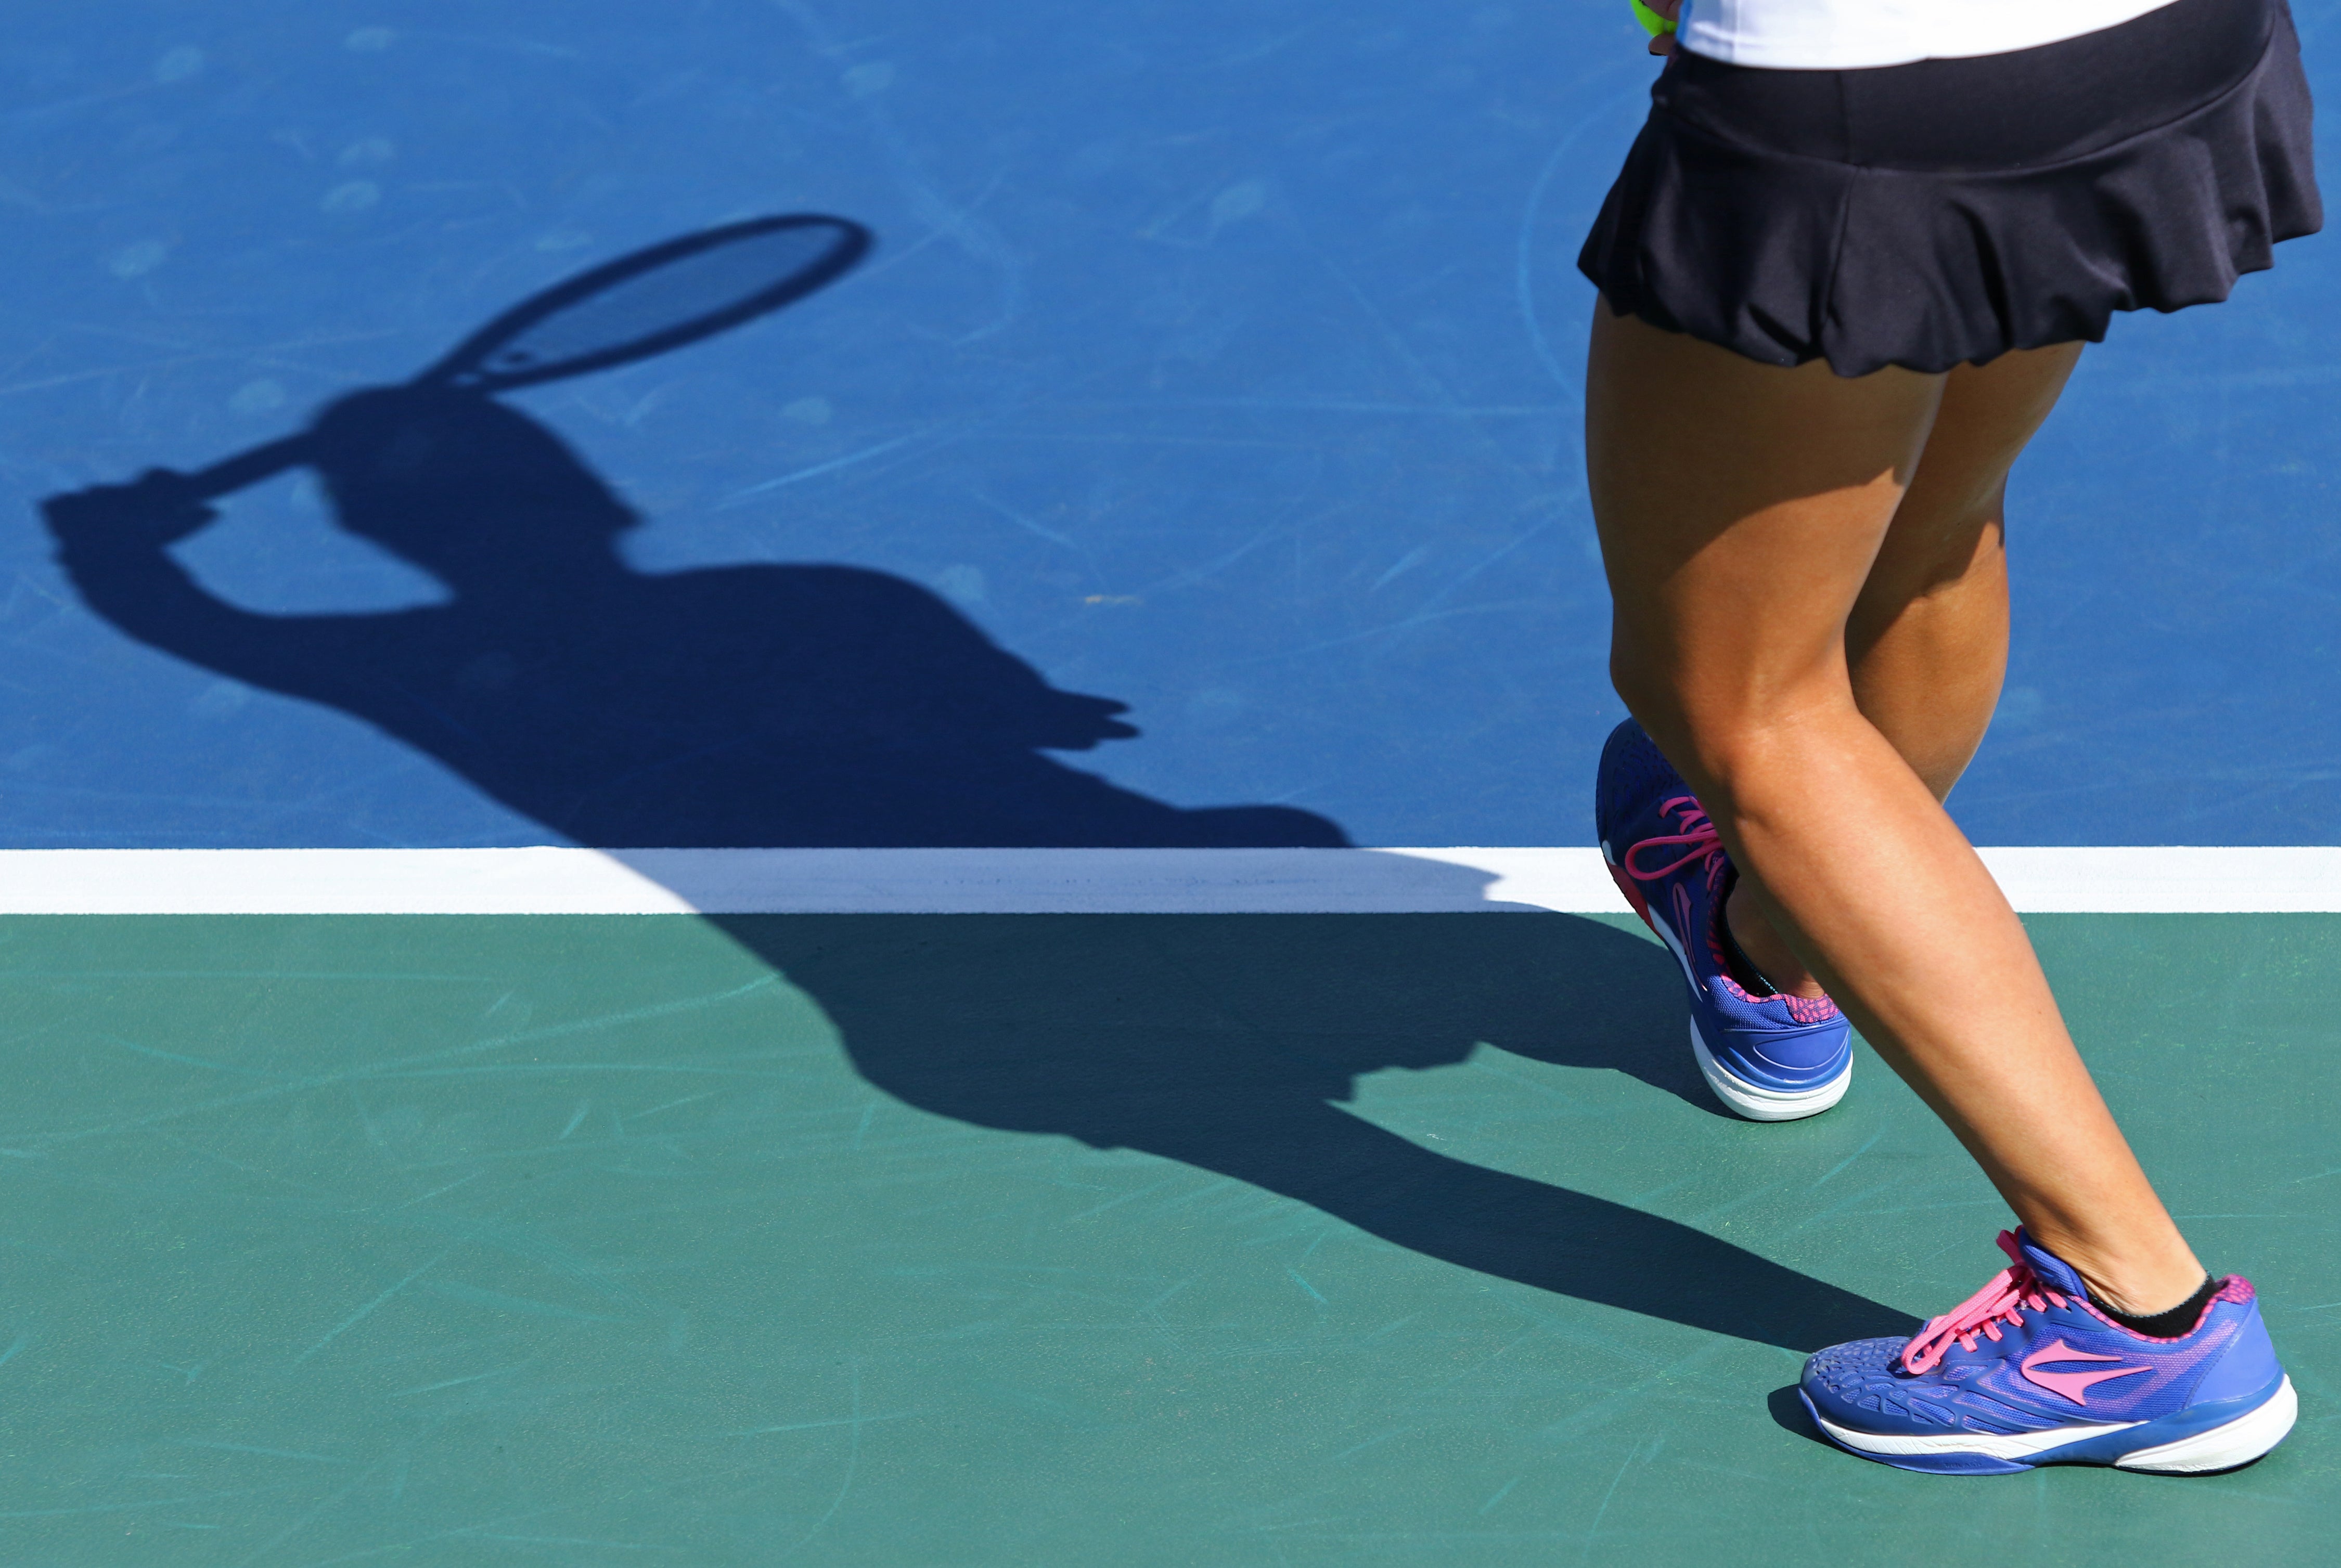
[3,3,2340,1563]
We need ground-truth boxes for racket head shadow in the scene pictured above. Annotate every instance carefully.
[419,214,872,393]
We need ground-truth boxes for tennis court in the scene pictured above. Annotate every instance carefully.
[4,2,2338,1562]
[2,906,2334,1562]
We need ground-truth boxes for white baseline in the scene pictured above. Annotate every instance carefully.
[0,847,2330,915]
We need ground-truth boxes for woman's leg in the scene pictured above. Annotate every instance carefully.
[1846,347,2078,790]
[1587,308,2203,1316]
[1721,345,2081,995]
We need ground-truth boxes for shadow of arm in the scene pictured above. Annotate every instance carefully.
[40,473,328,694]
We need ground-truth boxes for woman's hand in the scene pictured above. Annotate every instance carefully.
[1643,0,1681,54]
[40,470,218,550]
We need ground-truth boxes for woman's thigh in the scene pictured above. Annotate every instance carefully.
[1585,307,1943,777]
[1853,344,2079,626]
[1843,343,2082,789]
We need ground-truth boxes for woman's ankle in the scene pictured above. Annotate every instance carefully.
[2026,1225,2210,1320]
[1723,877,1829,1000]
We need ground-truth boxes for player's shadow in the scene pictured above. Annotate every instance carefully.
[38,218,1910,1353]
[41,384,1343,849]
[720,911,1915,1352]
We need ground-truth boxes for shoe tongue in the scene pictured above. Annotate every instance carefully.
[2013,1229,2091,1302]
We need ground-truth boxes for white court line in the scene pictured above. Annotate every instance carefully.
[0,847,2331,914]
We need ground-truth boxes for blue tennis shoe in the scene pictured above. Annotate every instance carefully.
[1802,1230,2296,1474]
[1594,718,1852,1120]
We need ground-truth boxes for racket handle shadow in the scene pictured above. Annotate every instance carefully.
[181,432,317,502]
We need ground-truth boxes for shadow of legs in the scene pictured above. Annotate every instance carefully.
[1142,1102,1912,1351]
[715,913,1917,1354]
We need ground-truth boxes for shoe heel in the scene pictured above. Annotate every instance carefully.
[1690,1021,1850,1122]
[2114,1377,2297,1473]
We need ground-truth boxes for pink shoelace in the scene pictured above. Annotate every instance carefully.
[1900,1231,2070,1375]
[1620,794,1728,894]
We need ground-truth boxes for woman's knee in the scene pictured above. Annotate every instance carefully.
[1611,652,1848,804]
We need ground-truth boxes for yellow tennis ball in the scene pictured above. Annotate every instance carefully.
[1630,0,1677,37]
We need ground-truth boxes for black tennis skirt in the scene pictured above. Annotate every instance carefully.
[1577,0,2322,375]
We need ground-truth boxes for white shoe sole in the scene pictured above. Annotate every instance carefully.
[1813,1376,2297,1473]
[2116,1377,2298,1473]
[1690,1020,1851,1122]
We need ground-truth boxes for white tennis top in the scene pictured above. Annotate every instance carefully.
[1678,0,2185,69]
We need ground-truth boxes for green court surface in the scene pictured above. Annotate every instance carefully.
[1,911,2332,1564]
